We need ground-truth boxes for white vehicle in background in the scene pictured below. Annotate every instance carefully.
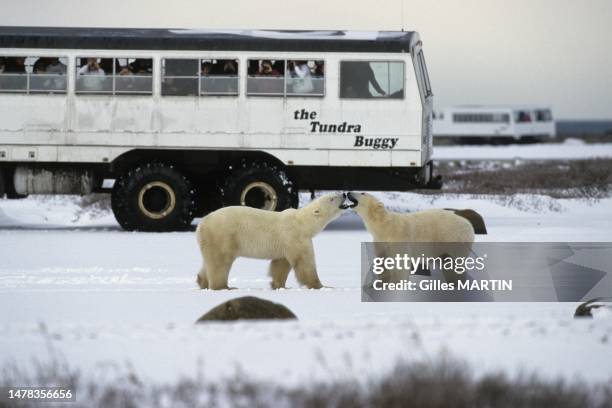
[433,105,556,143]
[0,27,437,231]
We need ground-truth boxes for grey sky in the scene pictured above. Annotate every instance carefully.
[2,0,611,119]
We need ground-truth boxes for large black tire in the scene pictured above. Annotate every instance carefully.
[221,162,298,211]
[111,162,196,232]
[2,168,27,199]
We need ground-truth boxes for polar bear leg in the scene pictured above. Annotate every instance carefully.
[206,255,235,290]
[196,263,209,289]
[288,243,323,289]
[269,258,292,289]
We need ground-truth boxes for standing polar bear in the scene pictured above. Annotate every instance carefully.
[196,192,348,290]
[346,192,475,280]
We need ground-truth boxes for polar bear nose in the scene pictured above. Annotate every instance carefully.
[346,192,358,208]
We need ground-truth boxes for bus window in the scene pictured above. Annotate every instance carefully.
[115,58,153,95]
[247,59,325,97]
[339,61,404,99]
[514,111,532,123]
[161,59,199,96]
[535,109,552,122]
[0,56,67,94]
[286,60,325,97]
[200,59,239,96]
[417,51,432,97]
[247,59,285,96]
[453,113,510,123]
[75,57,152,95]
[75,58,112,94]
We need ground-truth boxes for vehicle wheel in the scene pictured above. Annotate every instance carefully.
[222,162,298,211]
[2,168,27,199]
[111,162,196,232]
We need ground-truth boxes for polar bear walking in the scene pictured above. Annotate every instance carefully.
[196,192,348,290]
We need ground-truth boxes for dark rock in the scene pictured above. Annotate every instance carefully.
[196,296,297,323]
[446,208,488,235]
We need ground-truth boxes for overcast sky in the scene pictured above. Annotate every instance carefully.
[2,0,611,119]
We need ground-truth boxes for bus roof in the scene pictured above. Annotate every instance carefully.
[0,27,417,53]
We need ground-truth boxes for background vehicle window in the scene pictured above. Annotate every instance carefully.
[75,57,152,95]
[514,111,532,123]
[247,59,325,97]
[0,56,67,94]
[161,59,199,96]
[339,61,404,99]
[535,109,553,122]
[453,113,510,123]
[200,59,239,96]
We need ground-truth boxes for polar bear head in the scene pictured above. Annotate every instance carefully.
[300,192,349,236]
[345,192,387,223]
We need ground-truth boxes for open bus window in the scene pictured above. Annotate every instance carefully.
[286,60,325,97]
[339,61,404,99]
[162,59,199,96]
[0,56,67,94]
[75,57,152,95]
[247,59,325,97]
[247,59,285,96]
[200,59,239,96]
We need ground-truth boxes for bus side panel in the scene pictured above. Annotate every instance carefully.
[0,95,67,144]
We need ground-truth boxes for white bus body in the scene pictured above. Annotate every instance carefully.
[433,105,556,142]
[0,28,435,231]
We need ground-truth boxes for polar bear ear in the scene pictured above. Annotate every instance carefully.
[313,208,321,216]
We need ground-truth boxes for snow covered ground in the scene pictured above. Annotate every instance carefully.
[433,139,612,160]
[1,192,611,390]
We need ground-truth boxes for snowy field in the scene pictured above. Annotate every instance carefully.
[433,139,612,160]
[1,191,612,392]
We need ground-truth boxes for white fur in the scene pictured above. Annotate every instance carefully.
[349,192,475,281]
[196,192,346,290]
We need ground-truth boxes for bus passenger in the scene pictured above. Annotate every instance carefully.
[77,58,106,91]
[291,60,314,94]
[314,61,324,77]
[33,59,48,74]
[2,57,26,73]
[44,58,67,92]
[340,61,386,98]
[130,59,152,75]
[45,58,66,75]
[272,60,285,76]
[0,57,26,91]
[201,62,212,76]
[259,60,280,76]
[118,65,133,75]
[222,60,237,76]
[78,58,104,76]
[251,60,282,94]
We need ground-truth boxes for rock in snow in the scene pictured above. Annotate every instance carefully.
[196,296,297,322]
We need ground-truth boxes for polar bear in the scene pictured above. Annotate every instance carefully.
[346,192,475,281]
[196,192,348,290]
